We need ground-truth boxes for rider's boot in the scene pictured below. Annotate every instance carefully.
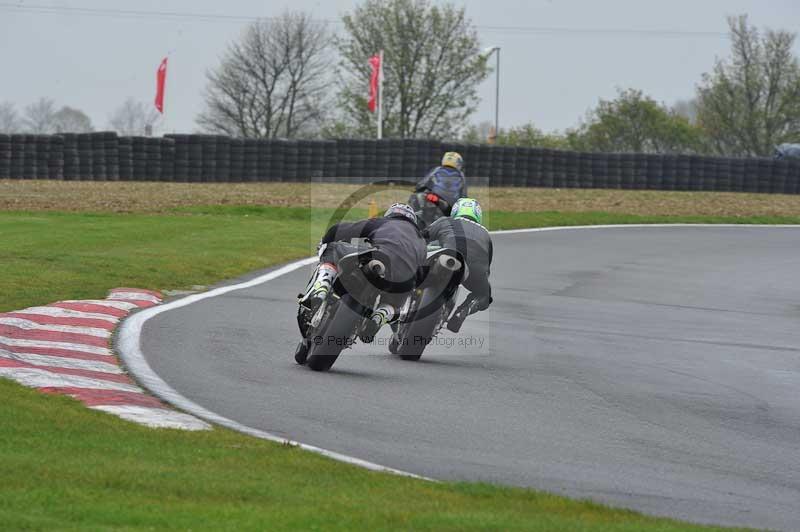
[359,303,395,343]
[446,297,480,333]
[297,263,337,311]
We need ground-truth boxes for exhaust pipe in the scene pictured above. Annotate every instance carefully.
[438,254,462,272]
[366,259,386,277]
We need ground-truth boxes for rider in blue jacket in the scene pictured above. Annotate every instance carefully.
[411,152,468,227]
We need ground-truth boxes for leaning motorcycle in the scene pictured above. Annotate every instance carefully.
[294,245,464,371]
[408,191,452,229]
[388,247,465,361]
[295,243,390,372]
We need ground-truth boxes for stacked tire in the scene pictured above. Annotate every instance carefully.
[298,139,315,182]
[348,140,365,182]
[526,149,543,187]
[336,139,351,181]
[617,154,633,189]
[729,157,745,192]
[427,140,442,174]
[460,143,479,182]
[284,140,299,182]
[61,134,79,181]
[5,133,800,194]
[661,155,677,191]
[267,139,284,182]
[577,152,593,188]
[716,157,732,192]
[184,136,200,182]
[256,139,270,181]
[77,133,92,180]
[215,136,230,182]
[402,140,420,180]
[540,148,555,188]
[675,155,691,191]
[786,158,800,194]
[118,137,133,181]
[22,135,38,180]
[89,132,106,180]
[165,134,190,182]
[591,153,607,189]
[308,139,325,180]
[160,137,175,181]
[0,134,10,179]
[634,154,650,189]
[47,135,64,180]
[229,138,244,182]
[8,135,24,179]
[606,153,621,189]
[200,135,216,182]
[501,147,518,187]
[145,138,162,181]
[102,132,119,181]
[552,150,568,188]
[363,140,378,182]
[372,140,389,180]
[757,159,773,193]
[33,135,50,180]
[514,146,530,187]
[130,137,146,181]
[322,140,338,181]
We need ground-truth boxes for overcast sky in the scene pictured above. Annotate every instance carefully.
[1,0,798,134]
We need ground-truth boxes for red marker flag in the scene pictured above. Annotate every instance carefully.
[368,53,381,113]
[155,57,168,114]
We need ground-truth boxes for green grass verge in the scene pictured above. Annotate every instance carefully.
[0,379,730,531]
[0,205,783,529]
[2,204,799,312]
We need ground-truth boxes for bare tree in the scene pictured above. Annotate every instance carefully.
[0,102,21,133]
[23,97,57,134]
[52,106,93,133]
[108,98,160,136]
[696,15,800,156]
[197,11,332,138]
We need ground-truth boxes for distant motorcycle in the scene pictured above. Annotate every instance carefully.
[388,247,465,361]
[408,191,452,230]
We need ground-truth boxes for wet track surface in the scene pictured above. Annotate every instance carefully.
[140,226,800,529]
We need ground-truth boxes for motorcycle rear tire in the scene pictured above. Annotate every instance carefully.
[306,295,363,372]
[396,292,445,361]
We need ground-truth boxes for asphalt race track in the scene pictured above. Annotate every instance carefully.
[138,226,800,529]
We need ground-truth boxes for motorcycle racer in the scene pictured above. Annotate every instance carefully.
[423,197,493,333]
[410,152,468,228]
[298,203,427,342]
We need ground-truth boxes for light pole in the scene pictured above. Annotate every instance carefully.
[482,46,500,141]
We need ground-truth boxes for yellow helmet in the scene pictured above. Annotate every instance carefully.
[441,152,464,172]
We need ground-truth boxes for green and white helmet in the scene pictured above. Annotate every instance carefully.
[451,198,483,225]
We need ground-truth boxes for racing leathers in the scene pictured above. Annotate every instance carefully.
[299,216,427,337]
[423,216,493,332]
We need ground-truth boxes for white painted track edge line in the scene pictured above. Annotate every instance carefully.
[491,223,800,235]
[115,224,800,480]
[116,256,431,479]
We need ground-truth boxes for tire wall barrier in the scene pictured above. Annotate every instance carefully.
[2,132,799,194]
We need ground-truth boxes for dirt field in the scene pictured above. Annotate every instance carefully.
[3,179,800,217]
